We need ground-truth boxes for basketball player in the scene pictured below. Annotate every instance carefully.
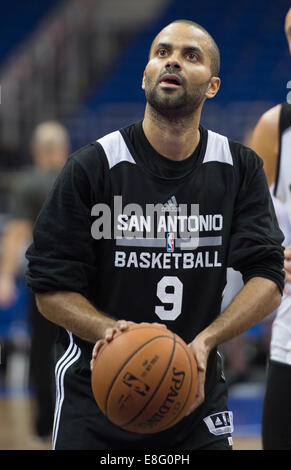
[0,121,69,442]
[25,20,284,450]
[251,8,291,450]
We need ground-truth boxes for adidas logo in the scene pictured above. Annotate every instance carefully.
[161,196,181,212]
[215,417,223,426]
[204,411,233,435]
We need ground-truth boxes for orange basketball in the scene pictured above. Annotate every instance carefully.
[91,323,198,434]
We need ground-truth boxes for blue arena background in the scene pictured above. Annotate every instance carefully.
[66,0,290,149]
[0,0,289,444]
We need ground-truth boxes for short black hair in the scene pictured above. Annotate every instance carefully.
[149,19,220,77]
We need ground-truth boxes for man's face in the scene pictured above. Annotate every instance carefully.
[142,22,219,119]
[285,9,291,55]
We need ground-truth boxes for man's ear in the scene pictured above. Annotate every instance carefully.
[205,76,221,99]
[141,70,146,90]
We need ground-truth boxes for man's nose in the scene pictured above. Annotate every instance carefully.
[165,55,182,70]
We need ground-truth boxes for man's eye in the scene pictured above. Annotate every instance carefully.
[158,49,168,57]
[187,53,198,61]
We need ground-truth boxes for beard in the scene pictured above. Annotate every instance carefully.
[144,71,210,120]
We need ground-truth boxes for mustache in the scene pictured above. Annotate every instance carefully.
[157,68,185,86]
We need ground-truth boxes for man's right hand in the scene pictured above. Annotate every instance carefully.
[90,321,167,371]
[90,320,135,371]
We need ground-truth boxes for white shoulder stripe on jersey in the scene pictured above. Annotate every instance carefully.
[203,129,233,166]
[52,330,81,450]
[97,130,136,169]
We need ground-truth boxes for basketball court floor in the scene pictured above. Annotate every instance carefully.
[0,383,263,450]
[0,337,265,451]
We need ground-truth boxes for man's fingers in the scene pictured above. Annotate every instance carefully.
[152,322,167,329]
[92,339,106,357]
[116,320,133,331]
[91,321,166,371]
[92,320,134,365]
[108,321,165,340]
[90,339,106,371]
[104,327,116,342]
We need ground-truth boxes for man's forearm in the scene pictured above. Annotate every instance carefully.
[36,291,117,343]
[187,276,282,414]
[197,276,282,351]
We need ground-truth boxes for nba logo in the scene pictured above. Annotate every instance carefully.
[167,232,175,252]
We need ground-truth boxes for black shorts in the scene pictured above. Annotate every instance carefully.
[53,333,233,451]
[262,359,291,450]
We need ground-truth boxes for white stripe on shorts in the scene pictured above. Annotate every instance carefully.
[52,330,81,449]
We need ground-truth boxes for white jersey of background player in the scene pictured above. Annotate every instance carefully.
[222,191,291,368]
[269,191,291,365]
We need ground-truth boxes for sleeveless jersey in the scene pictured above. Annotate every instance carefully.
[270,103,291,366]
[274,103,291,217]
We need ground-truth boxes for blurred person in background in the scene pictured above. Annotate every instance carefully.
[251,7,291,450]
[0,121,69,443]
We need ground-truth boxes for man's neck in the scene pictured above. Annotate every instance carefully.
[142,103,201,161]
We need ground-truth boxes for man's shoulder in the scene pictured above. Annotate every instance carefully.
[68,137,117,175]
[252,103,281,142]
[204,127,262,170]
[69,141,104,166]
[259,103,282,124]
[70,124,134,168]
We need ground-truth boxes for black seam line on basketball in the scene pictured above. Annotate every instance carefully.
[151,339,194,432]
[104,334,175,416]
[121,334,177,428]
[164,339,194,429]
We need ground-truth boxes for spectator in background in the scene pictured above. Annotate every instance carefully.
[0,121,69,443]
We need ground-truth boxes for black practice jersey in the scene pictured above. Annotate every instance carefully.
[26,121,284,402]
